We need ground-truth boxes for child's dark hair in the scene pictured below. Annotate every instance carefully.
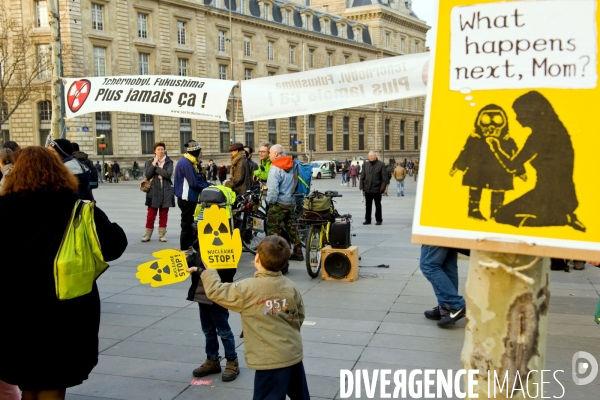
[257,236,290,272]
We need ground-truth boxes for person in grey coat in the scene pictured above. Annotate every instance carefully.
[359,150,389,225]
[142,142,174,242]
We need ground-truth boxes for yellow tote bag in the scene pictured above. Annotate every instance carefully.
[53,200,109,300]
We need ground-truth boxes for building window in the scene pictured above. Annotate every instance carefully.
[178,58,188,76]
[245,122,254,150]
[139,53,150,75]
[289,116,297,152]
[239,0,246,14]
[96,112,113,155]
[178,21,187,45]
[267,41,274,61]
[93,46,106,77]
[215,0,222,8]
[327,53,332,67]
[267,71,275,77]
[140,114,155,154]
[220,113,230,153]
[244,68,252,80]
[219,64,227,80]
[244,36,251,57]
[308,115,315,151]
[343,116,349,151]
[322,20,328,34]
[263,4,269,20]
[358,117,364,150]
[400,120,405,150]
[218,30,226,52]
[344,55,349,65]
[385,119,390,150]
[308,49,314,68]
[339,24,345,38]
[38,101,52,145]
[0,103,9,145]
[385,32,390,48]
[268,119,277,144]
[180,118,192,153]
[284,10,291,25]
[414,121,419,150]
[36,45,50,79]
[326,116,333,151]
[35,1,48,28]
[91,3,104,31]
[289,45,295,64]
[400,37,406,53]
[138,13,148,38]
[414,40,420,53]
[303,15,310,30]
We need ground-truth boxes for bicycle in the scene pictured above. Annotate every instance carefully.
[300,190,352,278]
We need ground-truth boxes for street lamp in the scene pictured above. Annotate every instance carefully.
[97,134,106,171]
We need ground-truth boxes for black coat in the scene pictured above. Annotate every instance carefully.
[186,251,235,304]
[0,190,128,390]
[359,159,389,193]
[144,157,175,209]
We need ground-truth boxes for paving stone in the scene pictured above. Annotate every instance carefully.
[101,294,191,308]
[305,306,388,321]
[368,333,463,353]
[300,327,374,346]
[98,325,145,341]
[94,355,198,383]
[98,339,121,353]
[100,313,164,328]
[101,302,181,317]
[67,373,188,400]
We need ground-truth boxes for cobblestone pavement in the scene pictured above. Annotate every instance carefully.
[65,176,600,400]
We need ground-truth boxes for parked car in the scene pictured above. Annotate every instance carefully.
[311,160,337,179]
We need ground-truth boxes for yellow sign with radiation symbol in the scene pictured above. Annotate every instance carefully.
[413,0,600,260]
[136,249,189,287]
[198,205,242,269]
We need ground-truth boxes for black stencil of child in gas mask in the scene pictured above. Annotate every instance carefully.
[450,104,519,221]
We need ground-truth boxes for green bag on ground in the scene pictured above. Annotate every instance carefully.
[54,200,108,300]
[595,296,600,325]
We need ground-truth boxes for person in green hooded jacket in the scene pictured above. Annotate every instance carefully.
[253,142,272,183]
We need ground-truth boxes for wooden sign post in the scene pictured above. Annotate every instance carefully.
[415,1,598,397]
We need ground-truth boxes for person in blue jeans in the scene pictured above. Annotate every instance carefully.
[186,250,239,382]
[420,246,467,327]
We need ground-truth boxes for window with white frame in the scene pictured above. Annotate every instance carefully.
[244,68,252,80]
[239,0,246,14]
[343,116,349,150]
[140,114,155,155]
[327,53,332,67]
[138,13,148,38]
[218,30,226,52]
[400,37,405,53]
[178,58,188,76]
[284,10,291,25]
[215,0,222,8]
[244,36,251,57]
[267,41,274,61]
[358,117,365,150]
[303,15,310,30]
[219,64,227,80]
[267,71,275,77]
[289,45,295,64]
[180,118,192,153]
[385,32,390,48]
[263,4,269,20]
[38,101,52,145]
[339,24,345,38]
[178,21,187,45]
[139,53,150,75]
[308,115,316,151]
[36,45,50,79]
[344,55,349,65]
[93,46,106,77]
[414,40,420,53]
[35,1,48,28]
[91,3,104,31]
[308,49,314,68]
[322,20,328,34]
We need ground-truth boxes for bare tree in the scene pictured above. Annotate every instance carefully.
[0,3,52,126]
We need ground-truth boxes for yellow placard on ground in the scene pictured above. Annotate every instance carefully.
[198,205,242,269]
[413,0,600,260]
[136,249,189,287]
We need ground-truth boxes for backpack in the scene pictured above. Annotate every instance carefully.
[293,160,312,195]
[88,160,99,189]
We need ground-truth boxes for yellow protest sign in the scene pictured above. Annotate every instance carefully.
[413,0,600,260]
[198,205,242,269]
[136,249,189,287]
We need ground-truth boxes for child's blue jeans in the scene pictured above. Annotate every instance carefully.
[199,303,237,361]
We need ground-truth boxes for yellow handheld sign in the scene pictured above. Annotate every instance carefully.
[198,204,242,269]
[136,249,189,287]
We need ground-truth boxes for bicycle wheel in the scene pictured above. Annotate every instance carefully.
[240,210,267,255]
[305,225,323,278]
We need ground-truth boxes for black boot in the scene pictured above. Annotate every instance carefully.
[468,187,485,221]
[490,191,505,220]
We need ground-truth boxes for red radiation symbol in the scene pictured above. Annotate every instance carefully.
[67,79,92,113]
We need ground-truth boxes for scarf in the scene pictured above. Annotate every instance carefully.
[156,155,166,180]
[184,153,199,173]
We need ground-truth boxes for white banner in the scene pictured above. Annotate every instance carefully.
[450,0,597,91]
[241,53,430,122]
[64,75,237,121]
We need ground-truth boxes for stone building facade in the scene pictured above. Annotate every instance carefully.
[2,0,428,164]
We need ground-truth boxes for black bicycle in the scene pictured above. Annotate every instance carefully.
[300,190,351,278]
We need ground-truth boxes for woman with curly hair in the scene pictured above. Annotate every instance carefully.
[0,146,128,400]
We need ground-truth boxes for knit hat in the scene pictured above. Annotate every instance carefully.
[185,140,202,152]
[48,139,74,159]
[227,142,244,152]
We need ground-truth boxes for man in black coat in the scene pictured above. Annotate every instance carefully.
[359,151,388,225]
